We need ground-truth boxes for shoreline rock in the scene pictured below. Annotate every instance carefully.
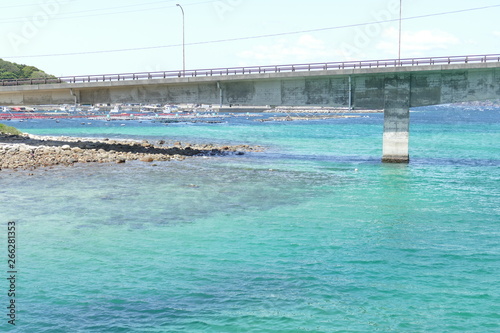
[0,133,262,171]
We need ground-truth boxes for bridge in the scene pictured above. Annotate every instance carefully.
[1,54,500,163]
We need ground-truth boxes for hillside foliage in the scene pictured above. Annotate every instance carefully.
[0,59,53,80]
[0,123,22,135]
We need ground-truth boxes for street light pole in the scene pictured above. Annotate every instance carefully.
[398,0,402,64]
[176,4,185,76]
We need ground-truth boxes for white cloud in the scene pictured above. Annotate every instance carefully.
[377,27,460,57]
[494,31,500,37]
[237,34,339,65]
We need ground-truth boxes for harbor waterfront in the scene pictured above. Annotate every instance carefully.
[1,105,499,332]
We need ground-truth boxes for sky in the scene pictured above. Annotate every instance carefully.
[0,0,499,77]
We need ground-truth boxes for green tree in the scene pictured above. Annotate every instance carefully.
[30,71,52,79]
[0,60,21,76]
[0,72,18,80]
[0,59,53,81]
[22,65,38,78]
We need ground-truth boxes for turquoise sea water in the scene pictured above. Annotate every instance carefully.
[1,106,499,332]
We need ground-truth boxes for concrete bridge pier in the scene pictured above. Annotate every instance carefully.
[382,74,410,163]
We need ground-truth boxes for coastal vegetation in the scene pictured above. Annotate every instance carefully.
[0,59,54,81]
[0,123,22,135]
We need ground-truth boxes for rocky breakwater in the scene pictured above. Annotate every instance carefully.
[0,134,261,171]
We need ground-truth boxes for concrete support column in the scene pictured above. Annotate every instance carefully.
[382,74,410,163]
[69,88,82,109]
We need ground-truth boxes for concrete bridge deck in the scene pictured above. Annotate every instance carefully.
[1,54,499,163]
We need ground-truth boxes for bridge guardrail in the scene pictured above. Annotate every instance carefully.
[2,54,500,86]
